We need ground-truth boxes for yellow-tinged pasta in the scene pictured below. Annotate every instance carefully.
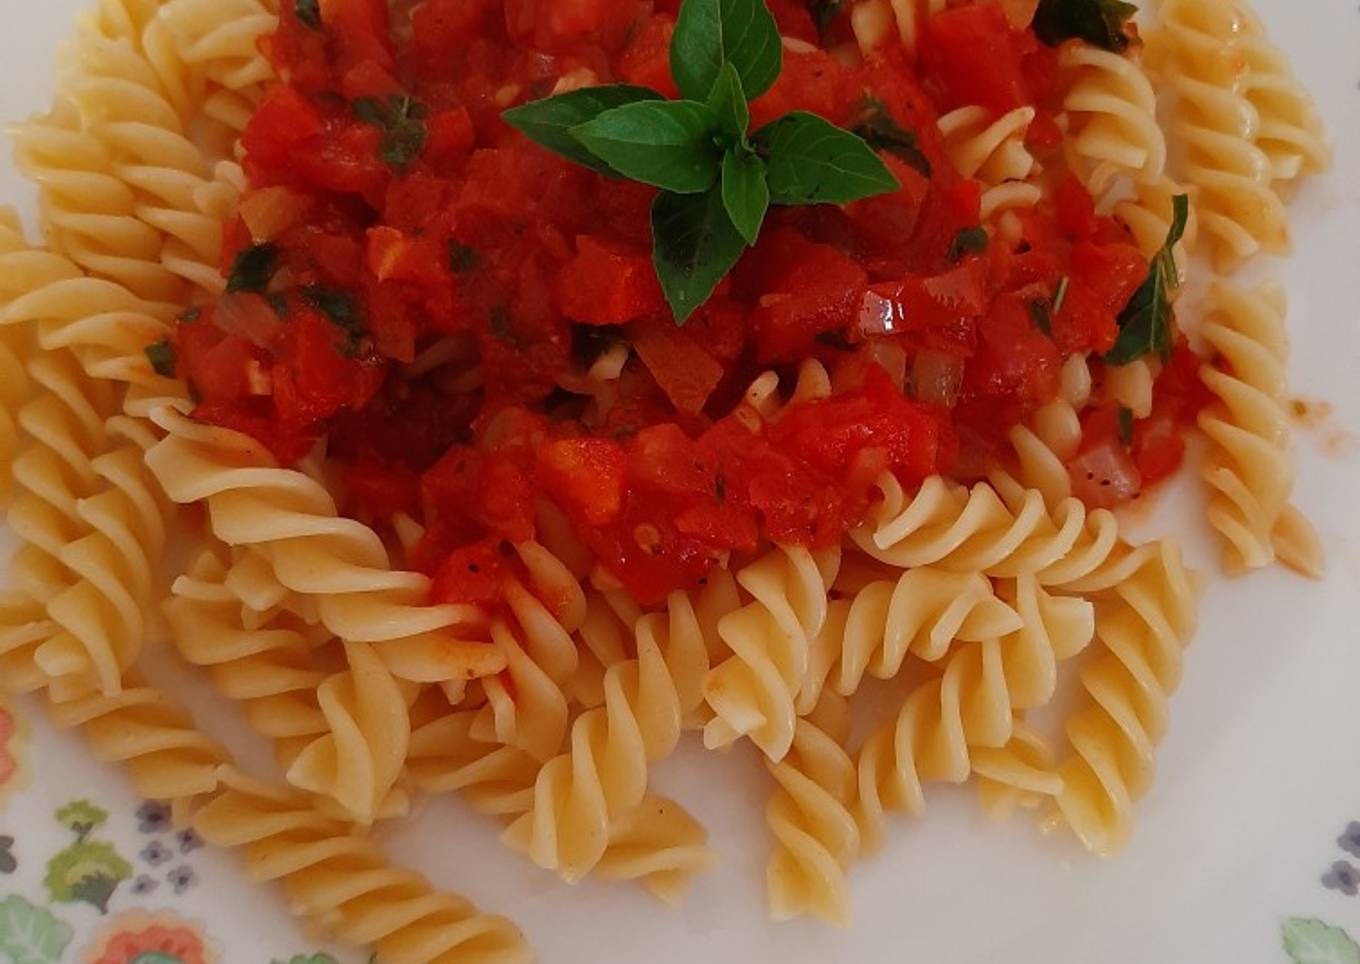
[164,549,331,768]
[1198,281,1320,576]
[145,407,507,686]
[1059,43,1166,190]
[159,0,278,95]
[850,0,945,55]
[45,672,230,823]
[703,544,841,761]
[937,105,1038,185]
[801,568,1023,711]
[1112,175,1200,279]
[1145,0,1290,269]
[765,693,859,926]
[470,618,571,764]
[0,594,59,697]
[0,211,41,505]
[854,574,1095,851]
[854,474,1156,593]
[1053,541,1203,855]
[973,720,1060,821]
[192,769,532,964]
[504,584,731,884]
[742,359,832,425]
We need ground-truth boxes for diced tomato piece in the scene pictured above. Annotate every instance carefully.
[1055,175,1099,241]
[556,236,664,325]
[319,0,394,71]
[630,317,724,415]
[344,458,419,520]
[431,538,510,608]
[963,292,1061,408]
[1131,415,1185,486]
[242,86,324,180]
[617,14,679,98]
[537,438,628,526]
[922,3,1030,113]
[745,234,868,363]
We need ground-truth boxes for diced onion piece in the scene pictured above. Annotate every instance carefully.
[866,339,909,393]
[910,349,963,407]
[1067,440,1142,508]
[238,186,310,242]
[858,289,904,337]
[214,292,284,348]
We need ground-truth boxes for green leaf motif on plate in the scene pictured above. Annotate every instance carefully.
[273,956,341,964]
[54,800,107,841]
[1283,918,1360,964]
[44,841,131,914]
[0,895,74,964]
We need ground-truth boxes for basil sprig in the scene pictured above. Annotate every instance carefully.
[1106,194,1189,365]
[503,0,899,323]
[1033,0,1138,53]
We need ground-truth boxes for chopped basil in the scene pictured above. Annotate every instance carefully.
[1028,300,1053,336]
[1105,195,1190,365]
[352,95,429,170]
[178,306,202,323]
[1117,406,1135,445]
[807,0,846,34]
[225,243,279,294]
[302,284,365,354]
[714,472,727,503]
[144,338,176,378]
[851,97,932,178]
[448,240,480,273]
[294,0,321,29]
[1033,0,1137,53]
[948,226,989,263]
[489,304,514,343]
[266,292,290,317]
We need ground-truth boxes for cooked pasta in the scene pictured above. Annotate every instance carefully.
[854,573,1095,850]
[1145,0,1291,268]
[1198,281,1320,576]
[192,768,532,964]
[1052,541,1203,855]
[765,693,859,926]
[1059,43,1166,191]
[145,407,506,686]
[703,544,841,761]
[854,474,1155,592]
[0,0,1335,952]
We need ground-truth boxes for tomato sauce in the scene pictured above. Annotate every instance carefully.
[174,0,1204,605]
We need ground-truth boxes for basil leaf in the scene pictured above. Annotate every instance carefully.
[1117,407,1135,445]
[671,0,783,102]
[144,338,176,378]
[754,111,900,205]
[302,284,366,355]
[295,0,321,29]
[706,62,750,147]
[502,85,664,175]
[652,186,748,324]
[1105,194,1189,365]
[721,149,769,244]
[571,100,723,194]
[851,97,932,178]
[226,242,279,293]
[1033,0,1138,53]
[948,226,989,263]
[353,95,429,169]
[1028,299,1053,335]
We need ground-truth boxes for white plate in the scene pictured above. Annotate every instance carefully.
[1,2,1358,962]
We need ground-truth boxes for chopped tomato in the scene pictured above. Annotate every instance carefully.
[537,438,628,526]
[922,3,1030,113]
[557,236,665,325]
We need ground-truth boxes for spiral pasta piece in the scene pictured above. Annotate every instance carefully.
[45,672,230,822]
[703,544,841,761]
[158,0,278,95]
[937,105,1037,185]
[506,584,730,883]
[804,567,1023,706]
[1059,44,1166,190]
[0,211,41,504]
[765,694,859,926]
[854,574,1095,851]
[1145,0,1289,268]
[192,769,532,964]
[164,549,330,767]
[854,474,1156,593]
[1053,541,1203,855]
[1198,281,1319,576]
[145,407,506,685]
[849,0,945,56]
[1112,176,1200,280]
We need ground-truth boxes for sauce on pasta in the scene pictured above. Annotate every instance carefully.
[171,0,1207,604]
